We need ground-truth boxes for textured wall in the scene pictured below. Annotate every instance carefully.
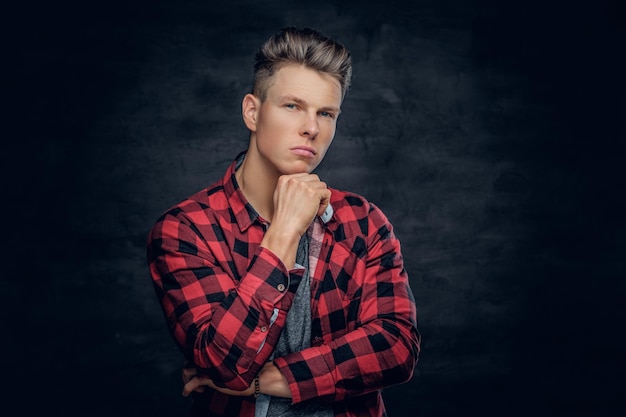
[6,0,624,416]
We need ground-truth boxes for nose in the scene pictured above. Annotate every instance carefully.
[300,114,319,139]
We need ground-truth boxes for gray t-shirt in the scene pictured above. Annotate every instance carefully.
[254,230,334,417]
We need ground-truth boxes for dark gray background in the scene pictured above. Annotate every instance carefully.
[5,0,625,416]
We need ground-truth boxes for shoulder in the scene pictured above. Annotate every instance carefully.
[148,178,231,246]
[329,188,385,217]
[158,178,227,224]
[329,188,392,235]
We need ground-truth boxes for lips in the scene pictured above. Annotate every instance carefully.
[290,146,316,158]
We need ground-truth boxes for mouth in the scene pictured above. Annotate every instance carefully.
[290,146,317,158]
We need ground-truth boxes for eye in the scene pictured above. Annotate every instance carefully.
[285,103,298,110]
[319,111,336,119]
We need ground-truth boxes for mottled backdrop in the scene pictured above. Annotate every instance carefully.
[6,0,624,416]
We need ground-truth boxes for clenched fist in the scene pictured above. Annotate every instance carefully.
[261,173,330,269]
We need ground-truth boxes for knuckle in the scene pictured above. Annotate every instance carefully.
[287,176,301,186]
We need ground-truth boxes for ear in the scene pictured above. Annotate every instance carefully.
[242,93,260,132]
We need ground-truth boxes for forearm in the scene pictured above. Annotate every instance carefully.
[272,209,420,403]
[189,249,301,387]
[260,223,301,270]
[150,232,301,390]
[273,317,419,404]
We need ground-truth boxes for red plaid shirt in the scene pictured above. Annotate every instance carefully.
[147,152,420,417]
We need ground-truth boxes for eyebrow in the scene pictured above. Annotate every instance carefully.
[279,95,342,114]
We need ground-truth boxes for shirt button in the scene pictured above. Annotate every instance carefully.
[277,284,286,292]
[260,326,267,332]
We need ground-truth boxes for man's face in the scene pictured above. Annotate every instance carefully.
[249,64,342,176]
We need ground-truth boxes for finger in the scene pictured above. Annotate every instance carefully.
[305,179,327,189]
[317,189,331,216]
[182,376,209,397]
[182,367,197,383]
[296,173,322,183]
[182,378,197,397]
[278,173,309,184]
[279,173,323,186]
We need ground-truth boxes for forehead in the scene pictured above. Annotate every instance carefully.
[267,64,342,107]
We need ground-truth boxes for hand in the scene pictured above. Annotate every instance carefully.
[261,173,330,268]
[181,363,255,398]
[182,363,203,394]
[271,173,330,236]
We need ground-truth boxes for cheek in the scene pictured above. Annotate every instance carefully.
[322,123,336,144]
[317,135,335,158]
[319,117,336,134]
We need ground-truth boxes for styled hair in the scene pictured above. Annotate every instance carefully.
[252,27,352,101]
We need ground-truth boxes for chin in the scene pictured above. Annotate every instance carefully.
[281,160,317,175]
[283,167,313,175]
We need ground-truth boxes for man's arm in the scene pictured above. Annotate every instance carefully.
[272,201,421,404]
[175,200,420,403]
[182,360,292,398]
[148,173,332,393]
[147,202,299,391]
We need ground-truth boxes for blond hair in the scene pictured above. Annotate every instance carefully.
[252,27,352,101]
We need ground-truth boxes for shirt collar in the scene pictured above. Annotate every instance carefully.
[223,151,259,232]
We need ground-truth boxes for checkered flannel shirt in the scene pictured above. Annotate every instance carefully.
[147,152,420,417]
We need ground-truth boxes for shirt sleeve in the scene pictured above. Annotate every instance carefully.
[272,202,421,404]
[147,205,304,391]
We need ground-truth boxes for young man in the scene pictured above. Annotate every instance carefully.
[147,27,420,417]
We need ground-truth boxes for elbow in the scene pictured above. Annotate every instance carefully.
[192,342,254,391]
[408,328,421,373]
[396,327,421,383]
[399,345,420,383]
[380,350,418,386]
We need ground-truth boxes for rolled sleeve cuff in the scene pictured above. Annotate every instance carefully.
[273,346,335,404]
[237,247,304,305]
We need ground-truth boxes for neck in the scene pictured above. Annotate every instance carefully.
[235,152,279,222]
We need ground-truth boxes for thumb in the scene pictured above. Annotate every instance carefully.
[317,190,331,217]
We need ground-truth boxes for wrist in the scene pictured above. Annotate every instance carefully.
[253,375,260,398]
[260,227,300,269]
[259,361,292,398]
